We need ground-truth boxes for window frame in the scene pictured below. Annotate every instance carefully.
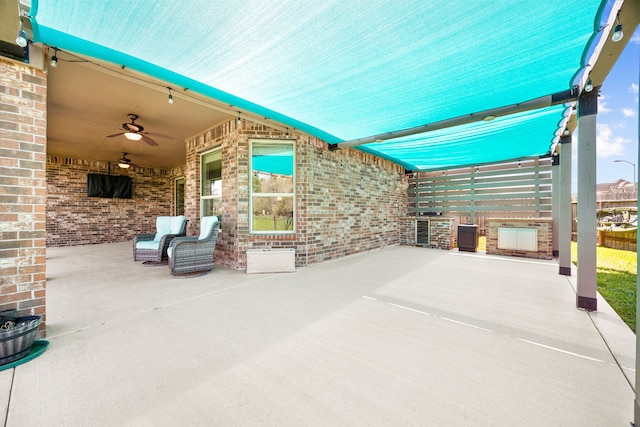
[174,176,185,216]
[249,138,296,235]
[200,148,222,219]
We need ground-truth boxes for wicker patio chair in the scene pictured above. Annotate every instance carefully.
[133,215,188,263]
[167,216,220,276]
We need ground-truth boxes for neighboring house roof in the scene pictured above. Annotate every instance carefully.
[597,179,635,193]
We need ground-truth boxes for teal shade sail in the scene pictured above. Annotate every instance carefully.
[357,105,571,171]
[29,0,610,170]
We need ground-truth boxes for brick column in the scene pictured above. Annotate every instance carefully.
[0,58,47,335]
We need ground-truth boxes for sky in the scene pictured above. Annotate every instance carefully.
[572,25,640,189]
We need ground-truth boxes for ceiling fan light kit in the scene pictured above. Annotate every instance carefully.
[118,152,133,169]
[106,114,161,146]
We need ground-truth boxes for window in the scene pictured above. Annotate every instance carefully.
[175,177,185,216]
[250,139,294,233]
[201,149,222,218]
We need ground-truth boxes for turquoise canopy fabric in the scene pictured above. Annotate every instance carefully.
[357,105,571,171]
[28,0,611,170]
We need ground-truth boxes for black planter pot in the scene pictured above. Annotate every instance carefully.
[0,316,42,366]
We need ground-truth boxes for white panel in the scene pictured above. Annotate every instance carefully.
[498,228,518,249]
[497,227,537,251]
[246,249,295,274]
[518,228,538,252]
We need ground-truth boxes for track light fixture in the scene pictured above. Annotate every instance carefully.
[167,87,173,104]
[584,77,593,93]
[50,48,58,68]
[611,13,623,42]
[15,26,27,48]
[14,1,28,47]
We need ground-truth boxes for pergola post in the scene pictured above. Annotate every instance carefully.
[635,47,640,427]
[636,131,640,427]
[552,154,559,257]
[558,136,572,276]
[576,89,598,311]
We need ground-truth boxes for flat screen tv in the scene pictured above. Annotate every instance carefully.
[87,174,132,199]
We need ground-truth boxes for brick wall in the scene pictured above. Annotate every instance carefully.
[185,120,238,267]
[46,156,181,246]
[186,118,407,269]
[485,218,553,259]
[430,218,457,249]
[301,140,407,265]
[0,59,47,335]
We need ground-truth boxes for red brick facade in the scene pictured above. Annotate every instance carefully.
[0,59,47,335]
[46,157,183,246]
[44,112,407,273]
[185,119,408,269]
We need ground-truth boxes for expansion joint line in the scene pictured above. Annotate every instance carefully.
[3,368,15,427]
[587,311,635,392]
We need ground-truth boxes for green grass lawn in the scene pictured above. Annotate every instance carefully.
[571,242,637,332]
[252,216,293,231]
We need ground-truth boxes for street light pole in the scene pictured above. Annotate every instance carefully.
[613,159,636,197]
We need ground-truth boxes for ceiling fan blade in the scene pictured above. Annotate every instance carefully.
[141,134,159,147]
[106,132,126,138]
[144,131,172,139]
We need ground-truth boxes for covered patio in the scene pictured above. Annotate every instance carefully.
[1,0,640,424]
[1,243,634,425]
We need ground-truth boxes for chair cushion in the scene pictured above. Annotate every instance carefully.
[199,216,218,240]
[136,240,161,250]
[154,216,173,242]
[153,215,186,242]
[169,215,187,233]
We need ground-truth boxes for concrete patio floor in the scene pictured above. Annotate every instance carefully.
[1,242,636,426]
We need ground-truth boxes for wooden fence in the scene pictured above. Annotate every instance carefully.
[408,158,552,235]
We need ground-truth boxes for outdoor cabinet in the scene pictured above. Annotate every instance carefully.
[458,224,479,252]
[497,227,538,252]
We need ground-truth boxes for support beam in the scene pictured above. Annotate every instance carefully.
[551,154,559,257]
[336,89,579,149]
[576,89,598,311]
[558,136,572,276]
